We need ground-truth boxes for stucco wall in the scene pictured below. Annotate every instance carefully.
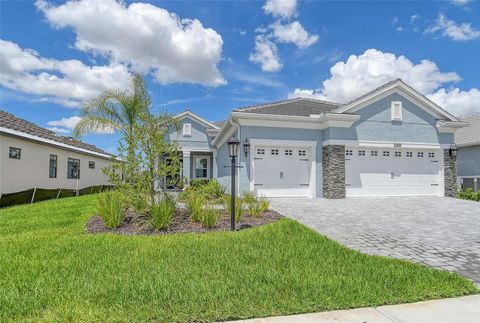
[216,129,238,191]
[1,134,113,195]
[166,116,213,149]
[457,145,480,177]
[324,93,453,145]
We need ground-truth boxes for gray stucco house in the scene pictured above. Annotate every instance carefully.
[455,115,480,192]
[167,79,468,199]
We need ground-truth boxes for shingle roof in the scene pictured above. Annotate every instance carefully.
[233,97,341,116]
[456,115,480,146]
[212,120,225,128]
[342,78,402,106]
[0,110,111,156]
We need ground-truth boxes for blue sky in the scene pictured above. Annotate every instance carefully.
[1,0,479,152]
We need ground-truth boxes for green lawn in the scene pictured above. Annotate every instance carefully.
[0,195,476,322]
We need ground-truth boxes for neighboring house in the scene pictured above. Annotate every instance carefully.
[455,115,480,192]
[168,79,468,199]
[0,110,113,196]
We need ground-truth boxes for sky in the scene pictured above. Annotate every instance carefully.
[1,0,479,153]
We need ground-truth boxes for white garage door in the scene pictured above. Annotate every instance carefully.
[253,146,311,197]
[345,147,441,197]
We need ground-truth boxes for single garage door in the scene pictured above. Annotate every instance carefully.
[345,147,441,197]
[253,146,311,197]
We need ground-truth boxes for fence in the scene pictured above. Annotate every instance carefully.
[0,185,114,208]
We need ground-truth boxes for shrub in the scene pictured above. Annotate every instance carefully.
[150,195,176,229]
[203,179,227,198]
[247,201,263,217]
[259,197,270,213]
[222,195,244,223]
[201,206,220,228]
[131,192,149,213]
[242,191,256,204]
[458,188,480,201]
[97,190,127,229]
[187,191,206,222]
[190,179,210,189]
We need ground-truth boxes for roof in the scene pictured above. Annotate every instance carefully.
[0,110,111,156]
[455,115,480,147]
[212,120,225,128]
[173,110,219,129]
[233,97,341,116]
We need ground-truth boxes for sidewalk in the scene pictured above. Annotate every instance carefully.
[229,295,480,323]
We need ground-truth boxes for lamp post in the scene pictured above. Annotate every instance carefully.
[449,143,458,159]
[228,136,240,231]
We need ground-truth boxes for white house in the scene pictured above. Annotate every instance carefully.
[0,110,114,197]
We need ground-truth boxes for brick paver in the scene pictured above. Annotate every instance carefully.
[271,197,480,284]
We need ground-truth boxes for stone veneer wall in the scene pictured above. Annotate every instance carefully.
[323,145,346,199]
[444,149,457,197]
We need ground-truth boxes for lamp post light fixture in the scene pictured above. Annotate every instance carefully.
[227,136,241,231]
[449,143,458,159]
[243,139,250,157]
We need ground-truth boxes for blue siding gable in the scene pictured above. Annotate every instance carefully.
[166,116,213,149]
[325,93,453,145]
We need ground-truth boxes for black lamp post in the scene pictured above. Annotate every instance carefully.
[228,136,240,231]
[449,143,458,159]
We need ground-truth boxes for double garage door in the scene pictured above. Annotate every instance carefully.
[253,146,312,197]
[345,147,442,196]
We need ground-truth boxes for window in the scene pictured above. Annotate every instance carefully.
[406,152,413,157]
[370,150,378,157]
[194,156,209,179]
[67,158,80,179]
[383,151,390,157]
[345,149,353,156]
[358,150,366,156]
[49,155,57,178]
[256,148,265,155]
[391,101,403,121]
[298,150,306,156]
[284,149,293,156]
[9,147,21,159]
[395,151,402,157]
[89,161,95,169]
[417,152,424,158]
[182,123,192,137]
[428,152,435,158]
[270,149,279,155]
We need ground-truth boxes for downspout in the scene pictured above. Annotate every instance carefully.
[230,117,241,196]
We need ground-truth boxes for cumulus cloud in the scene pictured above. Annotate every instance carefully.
[271,21,318,49]
[425,14,480,41]
[249,35,283,72]
[289,49,479,116]
[263,0,297,19]
[451,0,471,6]
[0,39,130,107]
[36,0,225,86]
[46,116,114,134]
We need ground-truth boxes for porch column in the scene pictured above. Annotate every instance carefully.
[212,150,218,179]
[182,151,191,183]
[323,145,346,199]
[443,149,457,197]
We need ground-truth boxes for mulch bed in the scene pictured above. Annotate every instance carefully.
[86,207,283,235]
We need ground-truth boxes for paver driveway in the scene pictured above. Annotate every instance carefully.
[270,197,480,284]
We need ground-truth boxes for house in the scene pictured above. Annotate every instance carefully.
[167,79,468,199]
[0,110,114,197]
[455,115,480,192]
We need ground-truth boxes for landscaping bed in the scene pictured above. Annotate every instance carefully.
[87,207,282,235]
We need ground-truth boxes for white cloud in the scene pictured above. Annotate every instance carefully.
[263,0,297,19]
[249,35,282,72]
[410,15,421,22]
[427,88,480,117]
[0,39,130,107]
[425,14,480,41]
[271,21,318,49]
[288,49,480,116]
[451,0,471,6]
[36,0,225,86]
[46,116,114,134]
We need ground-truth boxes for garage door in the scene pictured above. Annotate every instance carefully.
[253,146,311,197]
[345,147,441,197]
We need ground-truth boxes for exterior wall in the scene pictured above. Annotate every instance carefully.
[216,129,238,191]
[324,93,453,145]
[444,149,457,197]
[239,126,324,197]
[1,134,112,195]
[322,145,345,199]
[457,145,480,177]
[166,116,213,149]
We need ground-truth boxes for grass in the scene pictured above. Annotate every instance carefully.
[0,195,477,322]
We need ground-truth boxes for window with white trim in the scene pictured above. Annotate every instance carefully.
[256,148,265,155]
[395,151,402,157]
[417,152,424,157]
[358,150,366,156]
[284,149,293,156]
[428,152,435,158]
[270,149,279,155]
[182,123,192,137]
[406,152,413,157]
[298,150,306,156]
[194,156,210,179]
[391,101,403,121]
[370,150,378,157]
[345,149,353,156]
[383,151,390,157]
